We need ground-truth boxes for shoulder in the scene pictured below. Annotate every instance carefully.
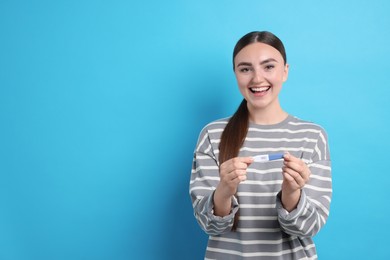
[194,117,230,147]
[288,116,328,139]
[288,116,327,132]
[194,117,230,153]
[290,116,331,160]
[198,117,230,135]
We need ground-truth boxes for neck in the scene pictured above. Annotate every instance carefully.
[247,102,288,125]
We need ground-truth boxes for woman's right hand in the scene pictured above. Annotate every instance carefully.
[213,157,253,216]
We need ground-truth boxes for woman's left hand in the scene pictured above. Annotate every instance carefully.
[281,152,311,211]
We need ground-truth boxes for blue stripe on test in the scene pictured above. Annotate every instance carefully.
[268,153,284,161]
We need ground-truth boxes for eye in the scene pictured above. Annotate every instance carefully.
[264,64,275,71]
[239,67,252,73]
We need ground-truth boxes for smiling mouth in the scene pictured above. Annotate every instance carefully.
[250,86,271,93]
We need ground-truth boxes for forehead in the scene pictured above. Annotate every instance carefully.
[234,42,284,63]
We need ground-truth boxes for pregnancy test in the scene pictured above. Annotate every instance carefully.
[253,153,284,162]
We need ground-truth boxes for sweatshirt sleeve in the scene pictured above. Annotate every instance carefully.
[276,128,332,237]
[189,127,239,236]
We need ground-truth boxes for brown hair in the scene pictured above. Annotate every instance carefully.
[219,31,287,230]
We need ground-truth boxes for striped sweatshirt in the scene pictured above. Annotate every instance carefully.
[189,115,332,259]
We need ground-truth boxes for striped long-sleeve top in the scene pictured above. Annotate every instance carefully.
[189,115,332,260]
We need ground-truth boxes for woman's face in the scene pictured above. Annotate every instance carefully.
[234,42,289,113]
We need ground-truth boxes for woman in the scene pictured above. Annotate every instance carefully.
[189,31,332,259]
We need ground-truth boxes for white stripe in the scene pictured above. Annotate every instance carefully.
[236,227,281,233]
[247,168,281,174]
[210,139,220,144]
[304,216,318,236]
[209,236,292,245]
[239,204,276,209]
[237,192,278,197]
[238,216,278,221]
[303,158,312,164]
[195,195,204,200]
[248,127,321,134]
[213,148,313,155]
[243,180,283,185]
[310,163,331,171]
[190,176,219,184]
[314,144,322,161]
[208,128,224,133]
[318,131,328,160]
[246,137,317,143]
[204,143,212,154]
[305,184,332,192]
[189,186,215,193]
[299,256,317,260]
[323,195,331,203]
[194,165,219,171]
[208,120,228,126]
[288,121,319,127]
[196,132,209,151]
[210,136,319,144]
[195,155,213,160]
[298,206,315,232]
[311,198,330,216]
[240,147,314,153]
[319,212,326,225]
[196,215,208,233]
[199,121,227,134]
[197,214,230,235]
[310,174,331,182]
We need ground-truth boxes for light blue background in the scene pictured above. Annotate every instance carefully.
[1,1,389,259]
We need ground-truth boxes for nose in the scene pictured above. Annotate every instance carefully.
[252,69,264,84]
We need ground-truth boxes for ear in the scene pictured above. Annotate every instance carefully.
[282,63,289,82]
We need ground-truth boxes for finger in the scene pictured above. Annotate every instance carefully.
[284,161,304,175]
[283,167,306,187]
[221,157,253,173]
[283,153,303,165]
[283,156,308,176]
[282,171,298,185]
[231,157,254,169]
[282,172,302,191]
[284,166,311,184]
[241,156,254,164]
[283,173,304,190]
[230,169,247,178]
[283,152,293,161]
[235,173,247,182]
[283,152,307,166]
[222,171,247,189]
[221,169,246,182]
[283,153,303,173]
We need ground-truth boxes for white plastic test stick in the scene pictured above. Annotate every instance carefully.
[253,153,284,162]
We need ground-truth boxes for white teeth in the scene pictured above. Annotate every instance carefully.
[251,86,270,92]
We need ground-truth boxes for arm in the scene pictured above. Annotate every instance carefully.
[280,152,310,212]
[214,157,253,216]
[189,129,252,235]
[190,157,235,235]
[277,129,332,237]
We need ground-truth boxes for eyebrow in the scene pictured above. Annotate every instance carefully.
[236,58,278,67]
